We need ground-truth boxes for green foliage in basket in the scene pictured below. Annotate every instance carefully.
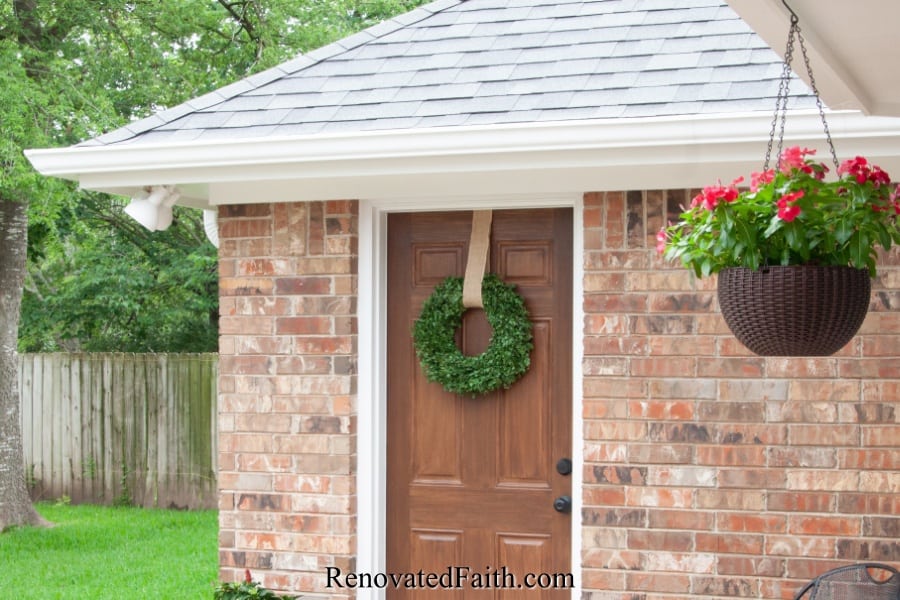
[659,146,900,278]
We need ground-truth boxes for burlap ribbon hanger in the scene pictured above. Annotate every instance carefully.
[462,210,493,308]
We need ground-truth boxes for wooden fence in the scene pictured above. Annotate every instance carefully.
[18,353,218,510]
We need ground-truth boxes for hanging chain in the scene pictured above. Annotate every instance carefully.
[796,23,839,171]
[763,7,839,172]
[764,14,796,172]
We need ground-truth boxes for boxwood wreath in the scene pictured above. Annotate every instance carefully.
[412,273,533,395]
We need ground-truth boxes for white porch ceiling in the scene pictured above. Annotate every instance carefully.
[726,0,900,117]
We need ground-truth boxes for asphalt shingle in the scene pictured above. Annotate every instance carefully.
[83,0,815,147]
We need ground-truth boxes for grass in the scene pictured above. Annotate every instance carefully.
[0,501,218,599]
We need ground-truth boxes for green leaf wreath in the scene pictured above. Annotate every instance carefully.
[412,274,533,396]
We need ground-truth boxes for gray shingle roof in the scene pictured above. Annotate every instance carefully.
[80,0,814,147]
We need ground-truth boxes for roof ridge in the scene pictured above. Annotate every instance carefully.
[80,0,464,147]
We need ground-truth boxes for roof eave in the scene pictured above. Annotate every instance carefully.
[25,110,900,208]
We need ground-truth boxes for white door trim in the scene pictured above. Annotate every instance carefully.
[356,194,584,600]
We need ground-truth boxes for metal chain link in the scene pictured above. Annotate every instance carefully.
[796,25,839,171]
[763,5,839,173]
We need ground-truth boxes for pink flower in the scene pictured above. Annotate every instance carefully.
[245,570,253,584]
[690,177,743,211]
[870,165,891,187]
[838,156,869,183]
[656,227,668,254]
[750,169,775,192]
[779,146,816,174]
[839,156,893,187]
[776,190,804,222]
[890,186,900,214]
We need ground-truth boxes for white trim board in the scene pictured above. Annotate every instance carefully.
[357,194,584,600]
[27,110,900,210]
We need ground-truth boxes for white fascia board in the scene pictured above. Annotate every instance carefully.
[25,110,900,207]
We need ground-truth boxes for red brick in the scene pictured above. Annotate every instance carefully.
[837,493,900,515]
[839,358,900,378]
[787,470,859,491]
[696,490,765,511]
[765,358,839,378]
[582,568,626,592]
[584,206,602,228]
[697,357,765,378]
[767,491,834,513]
[219,218,272,239]
[583,377,646,399]
[236,493,289,511]
[603,191,626,248]
[789,424,859,446]
[718,556,784,577]
[863,516,900,538]
[693,575,758,597]
[630,356,696,377]
[624,487,693,508]
[648,509,714,531]
[648,292,715,312]
[696,533,763,555]
[582,487,627,507]
[696,445,767,466]
[838,448,900,469]
[862,425,900,447]
[220,278,275,296]
[584,251,649,270]
[786,559,850,580]
[583,272,625,291]
[232,297,292,317]
[626,571,691,593]
[718,513,787,534]
[718,468,785,489]
[220,355,273,375]
[583,335,648,355]
[696,401,764,422]
[765,536,835,559]
[789,516,860,536]
[274,277,332,295]
[768,447,836,468]
[219,316,275,335]
[628,400,695,420]
[627,443,694,464]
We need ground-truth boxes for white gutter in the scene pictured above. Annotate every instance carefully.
[25,110,900,206]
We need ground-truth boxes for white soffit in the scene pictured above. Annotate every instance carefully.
[726,0,900,117]
[25,110,900,208]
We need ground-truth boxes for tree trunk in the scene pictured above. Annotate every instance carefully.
[0,199,47,531]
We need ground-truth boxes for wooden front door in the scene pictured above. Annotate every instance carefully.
[386,208,573,598]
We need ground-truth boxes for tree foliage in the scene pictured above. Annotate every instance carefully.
[7,0,427,352]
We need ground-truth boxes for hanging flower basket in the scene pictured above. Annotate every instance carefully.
[717,265,870,356]
[656,5,898,356]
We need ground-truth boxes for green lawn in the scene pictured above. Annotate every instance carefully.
[0,502,218,599]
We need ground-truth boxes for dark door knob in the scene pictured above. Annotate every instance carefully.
[553,495,572,513]
[556,458,572,475]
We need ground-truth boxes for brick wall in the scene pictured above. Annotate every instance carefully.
[214,194,897,599]
[217,201,358,597]
[582,190,900,600]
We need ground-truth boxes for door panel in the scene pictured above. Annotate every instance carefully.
[387,209,573,599]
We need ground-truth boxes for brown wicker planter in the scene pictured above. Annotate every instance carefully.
[717,265,871,356]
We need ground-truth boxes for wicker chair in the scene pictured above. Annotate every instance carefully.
[793,563,900,600]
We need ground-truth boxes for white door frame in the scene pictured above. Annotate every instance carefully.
[356,194,584,600]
